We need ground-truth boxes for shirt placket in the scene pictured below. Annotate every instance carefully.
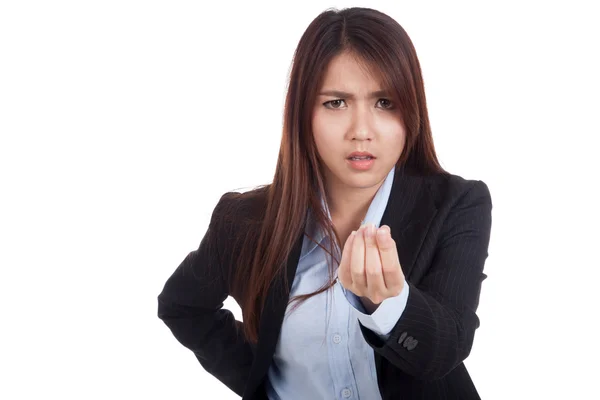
[325,236,360,400]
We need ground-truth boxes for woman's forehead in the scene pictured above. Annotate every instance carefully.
[320,53,387,90]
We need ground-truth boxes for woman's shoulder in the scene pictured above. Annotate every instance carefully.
[210,185,270,230]
[421,170,492,210]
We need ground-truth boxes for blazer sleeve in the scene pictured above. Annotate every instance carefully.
[157,192,253,397]
[357,180,493,380]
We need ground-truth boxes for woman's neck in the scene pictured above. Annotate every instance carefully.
[325,179,383,223]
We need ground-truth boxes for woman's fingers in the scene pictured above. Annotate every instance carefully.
[350,224,367,294]
[364,223,386,303]
[376,225,404,294]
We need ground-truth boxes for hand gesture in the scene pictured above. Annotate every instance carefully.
[337,223,405,305]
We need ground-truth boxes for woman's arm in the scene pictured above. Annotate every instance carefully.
[357,180,493,380]
[157,192,254,397]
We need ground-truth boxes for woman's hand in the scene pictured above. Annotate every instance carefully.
[337,223,405,305]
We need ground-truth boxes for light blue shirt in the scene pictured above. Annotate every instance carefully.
[265,166,411,400]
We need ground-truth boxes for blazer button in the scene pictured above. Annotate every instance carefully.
[397,331,408,345]
[405,336,418,351]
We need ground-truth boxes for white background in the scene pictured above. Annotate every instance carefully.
[1,1,598,399]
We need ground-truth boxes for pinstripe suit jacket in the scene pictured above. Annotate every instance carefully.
[157,164,493,399]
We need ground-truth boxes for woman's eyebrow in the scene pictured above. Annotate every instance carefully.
[317,89,390,99]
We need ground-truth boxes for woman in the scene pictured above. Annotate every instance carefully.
[157,7,492,400]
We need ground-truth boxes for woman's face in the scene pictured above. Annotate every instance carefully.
[312,52,406,192]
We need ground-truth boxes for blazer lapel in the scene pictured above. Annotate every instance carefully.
[381,164,439,280]
[243,164,439,399]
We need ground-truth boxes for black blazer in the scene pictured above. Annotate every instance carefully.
[157,164,493,399]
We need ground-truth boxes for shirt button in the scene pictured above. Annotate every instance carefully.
[332,334,342,344]
[341,388,352,398]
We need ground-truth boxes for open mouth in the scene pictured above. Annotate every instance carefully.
[348,156,374,161]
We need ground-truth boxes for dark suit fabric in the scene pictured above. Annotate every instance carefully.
[157,165,493,399]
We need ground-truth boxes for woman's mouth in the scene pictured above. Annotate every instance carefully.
[346,156,375,170]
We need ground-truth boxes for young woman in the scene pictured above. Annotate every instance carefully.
[158,7,492,400]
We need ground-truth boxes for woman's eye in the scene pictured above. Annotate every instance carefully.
[324,99,345,109]
[377,99,394,109]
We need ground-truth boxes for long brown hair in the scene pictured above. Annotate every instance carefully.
[223,7,447,345]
